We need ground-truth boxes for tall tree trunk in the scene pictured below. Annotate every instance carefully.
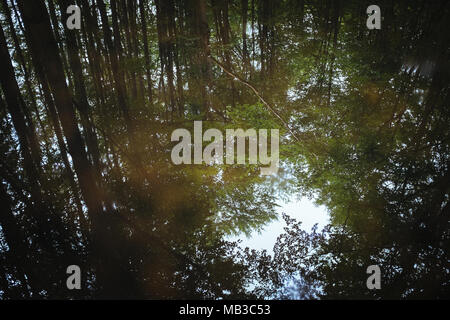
[155,0,177,118]
[241,0,250,70]
[189,0,211,117]
[119,0,138,100]
[139,0,153,103]
[47,0,73,89]
[29,34,86,224]
[59,0,101,180]
[78,0,107,109]
[213,0,236,107]
[97,0,134,138]
[128,0,144,102]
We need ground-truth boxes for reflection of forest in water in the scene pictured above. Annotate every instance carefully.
[0,0,448,299]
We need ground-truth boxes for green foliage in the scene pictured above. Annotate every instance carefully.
[0,0,448,299]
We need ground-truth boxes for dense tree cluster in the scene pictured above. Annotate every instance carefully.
[0,0,448,299]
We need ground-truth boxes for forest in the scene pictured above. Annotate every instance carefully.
[0,0,449,299]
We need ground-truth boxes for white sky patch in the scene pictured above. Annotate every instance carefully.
[229,196,329,255]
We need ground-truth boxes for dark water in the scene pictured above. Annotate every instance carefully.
[0,0,448,299]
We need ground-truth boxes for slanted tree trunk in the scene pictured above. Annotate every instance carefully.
[0,25,41,201]
[17,0,103,221]
[0,0,48,150]
[16,0,122,296]
[0,23,68,270]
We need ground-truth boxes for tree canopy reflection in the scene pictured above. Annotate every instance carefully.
[0,0,448,299]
